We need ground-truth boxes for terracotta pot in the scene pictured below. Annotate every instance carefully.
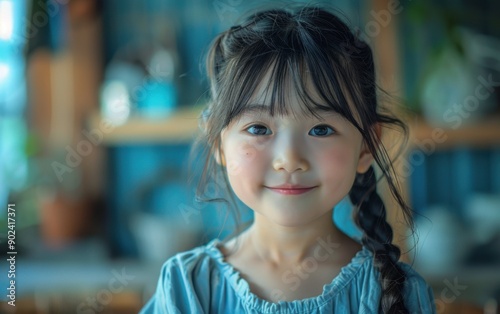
[40,193,90,248]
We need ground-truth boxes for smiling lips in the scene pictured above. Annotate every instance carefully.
[266,184,316,195]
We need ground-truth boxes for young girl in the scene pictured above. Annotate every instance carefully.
[141,5,436,314]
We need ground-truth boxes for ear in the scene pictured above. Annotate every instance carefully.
[356,148,373,174]
[356,123,381,174]
[213,139,226,167]
[214,149,226,166]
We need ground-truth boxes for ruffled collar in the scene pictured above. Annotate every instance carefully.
[204,238,372,313]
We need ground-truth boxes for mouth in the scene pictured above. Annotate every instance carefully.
[265,186,317,195]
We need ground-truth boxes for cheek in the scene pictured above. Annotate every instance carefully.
[317,145,359,184]
[224,138,268,204]
[225,138,267,177]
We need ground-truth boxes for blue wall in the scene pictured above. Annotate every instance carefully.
[409,147,500,218]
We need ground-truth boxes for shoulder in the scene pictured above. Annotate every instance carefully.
[140,240,224,314]
[347,250,436,313]
[159,239,223,285]
[398,262,437,314]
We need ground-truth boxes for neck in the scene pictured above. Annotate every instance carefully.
[244,211,350,266]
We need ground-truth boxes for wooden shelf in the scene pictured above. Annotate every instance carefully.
[89,105,204,144]
[408,115,500,149]
[90,106,499,147]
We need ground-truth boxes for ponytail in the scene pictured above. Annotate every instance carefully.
[350,166,408,314]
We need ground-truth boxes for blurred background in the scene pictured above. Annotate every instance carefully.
[0,0,499,313]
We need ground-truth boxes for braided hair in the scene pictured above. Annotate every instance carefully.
[350,167,408,313]
[192,5,413,313]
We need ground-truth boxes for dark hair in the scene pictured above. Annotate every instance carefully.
[190,5,412,313]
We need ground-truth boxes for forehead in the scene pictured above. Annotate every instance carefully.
[236,63,356,123]
[242,66,329,118]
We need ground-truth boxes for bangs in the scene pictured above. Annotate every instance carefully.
[218,30,363,132]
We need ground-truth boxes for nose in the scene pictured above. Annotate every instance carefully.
[272,135,310,173]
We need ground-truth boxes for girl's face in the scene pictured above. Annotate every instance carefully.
[218,78,374,228]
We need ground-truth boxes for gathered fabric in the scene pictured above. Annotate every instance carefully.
[140,239,436,314]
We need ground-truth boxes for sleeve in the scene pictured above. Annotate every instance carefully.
[139,255,208,314]
[401,265,437,314]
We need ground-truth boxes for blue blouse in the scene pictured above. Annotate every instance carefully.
[140,239,436,313]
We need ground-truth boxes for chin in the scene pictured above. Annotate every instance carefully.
[270,212,319,228]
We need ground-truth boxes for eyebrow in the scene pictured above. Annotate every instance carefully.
[240,103,341,120]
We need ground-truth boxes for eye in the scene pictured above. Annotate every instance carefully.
[309,125,335,137]
[246,124,272,136]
